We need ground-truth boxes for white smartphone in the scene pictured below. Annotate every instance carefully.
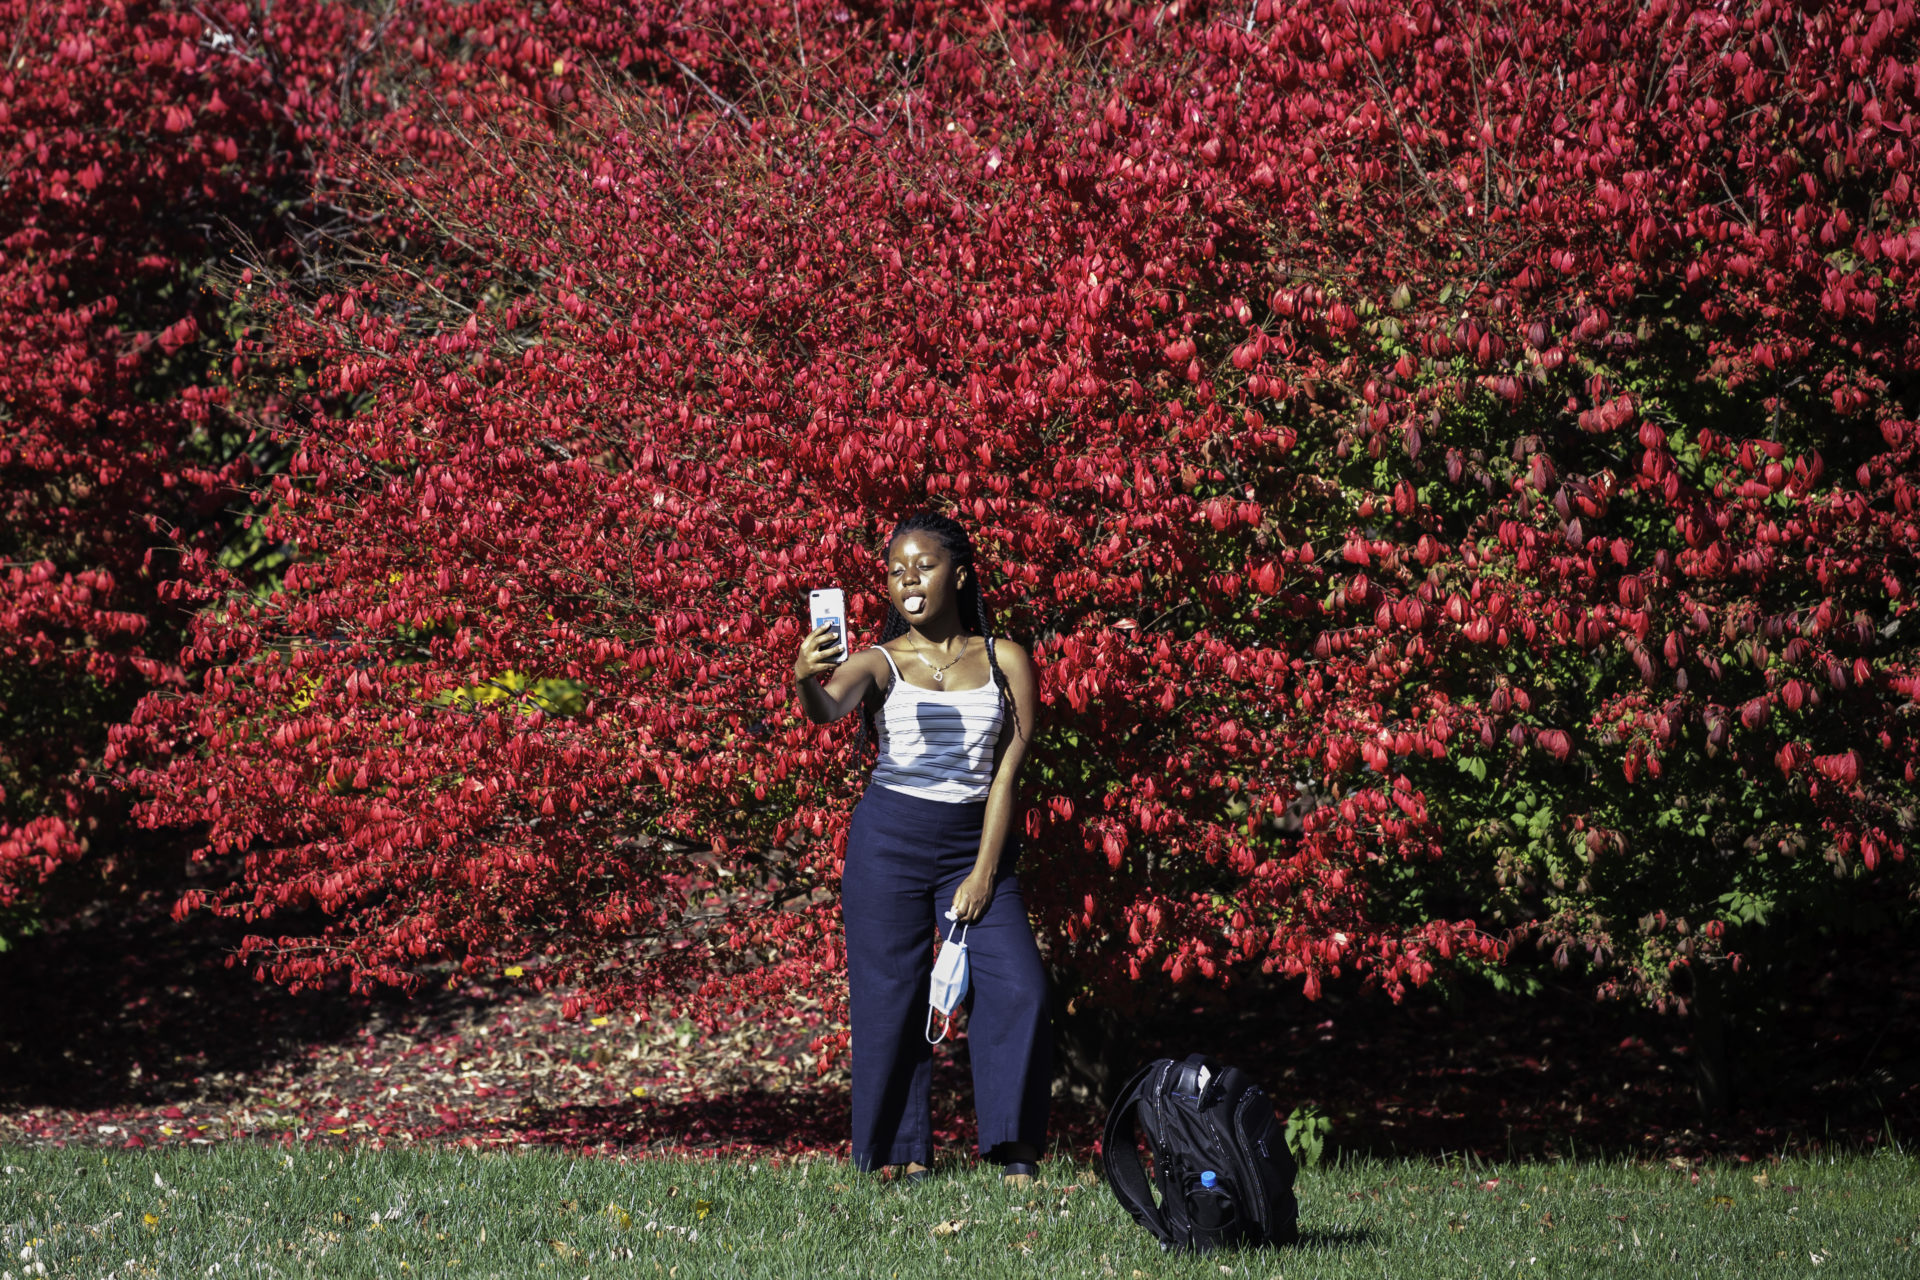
[809,588,849,663]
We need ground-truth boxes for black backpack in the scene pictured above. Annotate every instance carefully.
[1102,1054,1299,1252]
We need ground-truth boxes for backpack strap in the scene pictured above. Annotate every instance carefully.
[1102,1060,1175,1247]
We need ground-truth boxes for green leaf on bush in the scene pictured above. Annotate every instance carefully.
[431,671,588,717]
[1717,890,1774,927]
[1284,1104,1332,1168]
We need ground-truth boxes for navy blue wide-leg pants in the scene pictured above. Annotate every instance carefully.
[841,783,1051,1171]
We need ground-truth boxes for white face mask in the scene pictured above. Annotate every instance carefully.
[926,920,971,1044]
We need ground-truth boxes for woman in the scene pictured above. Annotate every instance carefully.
[792,511,1051,1186]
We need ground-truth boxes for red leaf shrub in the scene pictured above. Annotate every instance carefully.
[119,0,1919,1030]
[0,0,367,908]
[0,0,899,915]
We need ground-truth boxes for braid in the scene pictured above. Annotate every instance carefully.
[854,511,1015,754]
[975,587,1020,742]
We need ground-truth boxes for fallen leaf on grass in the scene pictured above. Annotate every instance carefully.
[607,1203,632,1228]
[931,1218,968,1238]
[550,1239,578,1259]
[695,1198,714,1220]
[1712,1195,1734,1207]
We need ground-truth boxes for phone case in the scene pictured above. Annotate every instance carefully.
[809,589,848,663]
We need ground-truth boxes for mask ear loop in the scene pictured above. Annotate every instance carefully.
[925,923,971,1044]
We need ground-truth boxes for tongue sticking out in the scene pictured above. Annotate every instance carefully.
[903,595,926,614]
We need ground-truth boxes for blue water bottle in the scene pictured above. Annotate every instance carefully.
[1191,1169,1229,1234]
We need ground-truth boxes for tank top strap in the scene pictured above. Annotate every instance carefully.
[875,644,902,690]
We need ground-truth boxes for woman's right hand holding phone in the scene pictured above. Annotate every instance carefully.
[793,624,845,682]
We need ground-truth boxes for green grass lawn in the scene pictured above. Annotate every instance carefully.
[2,1144,1915,1278]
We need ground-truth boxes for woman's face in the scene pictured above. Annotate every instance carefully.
[887,532,966,627]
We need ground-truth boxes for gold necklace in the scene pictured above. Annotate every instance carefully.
[906,634,969,683]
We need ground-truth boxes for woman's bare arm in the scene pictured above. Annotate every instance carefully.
[793,626,891,723]
[951,639,1039,921]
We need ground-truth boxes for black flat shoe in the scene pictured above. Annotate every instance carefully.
[1001,1161,1038,1186]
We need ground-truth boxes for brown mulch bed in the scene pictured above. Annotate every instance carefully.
[1,878,1912,1163]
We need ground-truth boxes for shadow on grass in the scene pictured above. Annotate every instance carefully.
[513,1089,853,1155]
[1292,1226,1379,1251]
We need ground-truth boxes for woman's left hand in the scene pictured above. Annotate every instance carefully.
[949,870,996,924]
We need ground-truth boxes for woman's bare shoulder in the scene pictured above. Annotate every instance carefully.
[846,645,895,684]
[988,636,1034,669]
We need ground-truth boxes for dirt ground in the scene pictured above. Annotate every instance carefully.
[1,877,1912,1164]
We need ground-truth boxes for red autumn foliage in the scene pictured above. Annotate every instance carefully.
[0,0,906,912]
[90,0,1920,1045]
[0,0,364,907]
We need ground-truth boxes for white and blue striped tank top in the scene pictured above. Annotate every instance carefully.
[869,642,1006,803]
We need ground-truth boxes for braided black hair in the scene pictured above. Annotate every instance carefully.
[856,511,1015,755]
